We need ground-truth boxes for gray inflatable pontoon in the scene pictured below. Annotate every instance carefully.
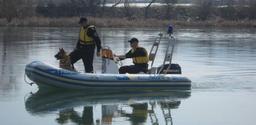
[25,61,191,89]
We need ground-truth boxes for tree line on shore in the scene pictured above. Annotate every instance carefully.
[1,0,256,24]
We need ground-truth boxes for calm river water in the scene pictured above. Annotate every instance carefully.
[0,27,256,125]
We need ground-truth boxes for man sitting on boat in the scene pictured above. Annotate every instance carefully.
[115,38,149,74]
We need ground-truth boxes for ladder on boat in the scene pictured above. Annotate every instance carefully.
[148,33,176,74]
[158,35,176,74]
[148,33,163,69]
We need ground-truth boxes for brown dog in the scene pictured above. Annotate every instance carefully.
[101,48,114,59]
[55,48,76,71]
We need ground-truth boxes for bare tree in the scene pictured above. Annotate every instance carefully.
[88,0,101,16]
[111,0,122,8]
[248,0,256,19]
[144,0,156,18]
[75,0,101,16]
[1,0,19,22]
[0,0,33,22]
[19,0,35,17]
[164,0,178,19]
[195,0,213,20]
[124,0,132,19]
[108,0,123,18]
[226,0,235,5]
[100,0,107,17]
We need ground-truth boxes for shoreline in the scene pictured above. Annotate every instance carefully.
[1,17,256,28]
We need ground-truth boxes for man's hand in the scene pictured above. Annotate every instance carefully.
[113,56,120,63]
[97,51,100,57]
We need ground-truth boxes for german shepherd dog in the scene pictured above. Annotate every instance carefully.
[55,48,76,71]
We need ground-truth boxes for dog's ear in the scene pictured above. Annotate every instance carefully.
[60,48,65,53]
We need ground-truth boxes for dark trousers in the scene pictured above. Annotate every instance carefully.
[119,65,148,74]
[70,44,95,73]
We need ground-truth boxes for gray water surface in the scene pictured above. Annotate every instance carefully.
[0,27,256,125]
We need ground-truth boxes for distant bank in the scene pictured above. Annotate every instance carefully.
[0,17,256,28]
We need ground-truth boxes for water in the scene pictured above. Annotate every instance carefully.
[0,27,256,125]
[104,3,193,7]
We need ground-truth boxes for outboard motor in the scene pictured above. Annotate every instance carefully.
[157,63,182,74]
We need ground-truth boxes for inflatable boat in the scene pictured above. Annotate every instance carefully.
[25,30,192,90]
[25,61,191,90]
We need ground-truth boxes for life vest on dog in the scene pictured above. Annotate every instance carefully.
[79,25,95,44]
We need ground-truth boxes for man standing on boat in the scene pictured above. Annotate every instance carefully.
[115,38,149,74]
[70,17,102,73]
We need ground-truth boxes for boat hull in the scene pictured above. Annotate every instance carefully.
[25,61,191,90]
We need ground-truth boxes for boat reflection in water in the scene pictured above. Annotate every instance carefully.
[25,88,191,125]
